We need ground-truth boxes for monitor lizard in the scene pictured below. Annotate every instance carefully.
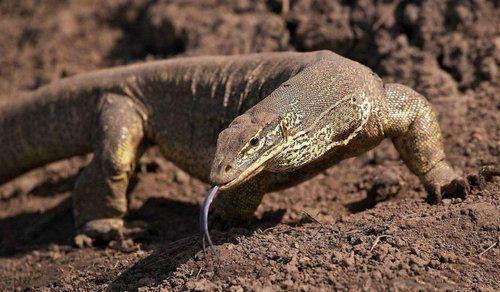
[0,51,468,243]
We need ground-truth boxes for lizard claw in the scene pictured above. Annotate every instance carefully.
[426,176,469,204]
[75,218,151,246]
[422,162,470,204]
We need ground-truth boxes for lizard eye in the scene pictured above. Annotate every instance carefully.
[249,137,259,147]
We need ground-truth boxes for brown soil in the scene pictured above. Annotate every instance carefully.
[0,0,498,291]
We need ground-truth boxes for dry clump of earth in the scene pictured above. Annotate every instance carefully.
[0,0,498,290]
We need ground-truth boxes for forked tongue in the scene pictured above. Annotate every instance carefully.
[199,185,219,254]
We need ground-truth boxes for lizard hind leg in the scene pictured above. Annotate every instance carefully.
[383,83,469,203]
[73,93,146,243]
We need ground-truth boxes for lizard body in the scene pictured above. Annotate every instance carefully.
[0,51,467,241]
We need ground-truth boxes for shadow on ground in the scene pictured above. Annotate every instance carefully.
[108,208,287,291]
[0,171,379,290]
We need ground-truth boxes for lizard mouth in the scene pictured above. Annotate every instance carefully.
[219,164,265,191]
[218,140,285,191]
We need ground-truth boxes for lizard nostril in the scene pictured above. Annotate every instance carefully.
[224,165,232,173]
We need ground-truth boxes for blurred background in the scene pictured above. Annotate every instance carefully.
[2,0,497,95]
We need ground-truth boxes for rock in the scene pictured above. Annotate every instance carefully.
[299,256,311,266]
[479,165,500,182]
[74,234,93,248]
[409,255,427,267]
[173,169,190,184]
[466,203,500,231]
[439,251,457,263]
[192,279,217,291]
[108,239,139,253]
[341,255,355,267]
[372,270,383,280]
[367,169,402,202]
[138,277,155,287]
[282,279,294,289]
[429,259,441,268]
[403,4,420,26]
[229,285,244,292]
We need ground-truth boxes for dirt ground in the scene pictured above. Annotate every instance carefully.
[0,0,498,291]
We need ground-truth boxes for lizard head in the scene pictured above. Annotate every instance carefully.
[210,109,290,190]
[210,55,375,190]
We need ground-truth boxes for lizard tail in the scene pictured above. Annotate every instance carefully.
[0,85,98,185]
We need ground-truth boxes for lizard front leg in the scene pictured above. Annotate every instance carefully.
[73,93,146,242]
[383,83,469,203]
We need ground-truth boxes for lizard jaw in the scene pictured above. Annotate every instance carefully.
[218,164,265,191]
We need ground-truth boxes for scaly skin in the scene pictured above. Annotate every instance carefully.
[210,51,469,219]
[0,51,468,242]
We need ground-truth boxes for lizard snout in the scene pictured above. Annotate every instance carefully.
[210,159,237,185]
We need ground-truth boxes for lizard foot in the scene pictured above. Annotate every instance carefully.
[426,177,469,204]
[423,162,470,204]
[74,218,150,247]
